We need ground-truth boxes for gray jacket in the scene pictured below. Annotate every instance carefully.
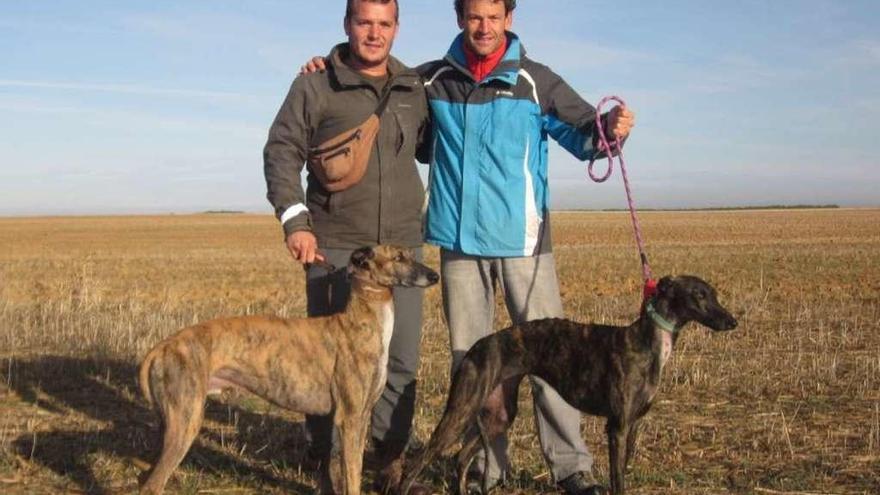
[264,43,431,248]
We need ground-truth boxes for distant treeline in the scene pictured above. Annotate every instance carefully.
[590,204,841,212]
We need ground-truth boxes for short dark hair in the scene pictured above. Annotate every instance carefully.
[454,0,516,19]
[345,0,399,23]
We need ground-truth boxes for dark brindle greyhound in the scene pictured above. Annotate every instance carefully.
[400,275,737,495]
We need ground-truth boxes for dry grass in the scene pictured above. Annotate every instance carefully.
[0,210,878,494]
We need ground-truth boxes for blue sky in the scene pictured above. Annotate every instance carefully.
[1,0,878,215]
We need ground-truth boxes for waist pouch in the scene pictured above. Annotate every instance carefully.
[308,88,392,192]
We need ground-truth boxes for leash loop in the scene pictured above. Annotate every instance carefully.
[587,96,655,293]
[587,95,625,183]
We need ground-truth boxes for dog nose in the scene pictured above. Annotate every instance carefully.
[427,271,440,284]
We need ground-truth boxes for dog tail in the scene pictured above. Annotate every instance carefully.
[139,343,164,408]
[402,342,513,493]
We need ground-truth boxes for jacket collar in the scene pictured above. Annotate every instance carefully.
[327,43,420,92]
[444,31,523,85]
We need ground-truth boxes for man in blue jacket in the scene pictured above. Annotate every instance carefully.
[301,1,635,492]
[419,1,635,493]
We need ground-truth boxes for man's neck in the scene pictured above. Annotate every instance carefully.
[463,35,508,82]
[346,55,389,78]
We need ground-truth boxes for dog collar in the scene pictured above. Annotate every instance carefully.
[646,300,678,334]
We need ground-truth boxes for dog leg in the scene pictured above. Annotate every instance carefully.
[624,418,642,473]
[141,392,206,494]
[606,417,628,495]
[333,393,370,495]
[339,419,367,495]
[477,417,492,495]
[454,425,482,495]
[355,409,372,493]
[319,449,344,495]
[454,377,520,495]
[402,360,491,494]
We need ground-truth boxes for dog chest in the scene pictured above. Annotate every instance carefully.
[375,300,394,394]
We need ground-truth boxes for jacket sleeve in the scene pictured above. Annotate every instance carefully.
[263,75,317,238]
[541,68,619,162]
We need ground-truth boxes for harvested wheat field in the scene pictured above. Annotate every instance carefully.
[0,209,878,494]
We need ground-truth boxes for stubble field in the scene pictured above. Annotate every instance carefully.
[0,209,878,494]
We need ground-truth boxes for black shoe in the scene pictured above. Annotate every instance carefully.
[557,471,605,495]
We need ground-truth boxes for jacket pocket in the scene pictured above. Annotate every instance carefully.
[308,115,381,192]
[309,129,361,182]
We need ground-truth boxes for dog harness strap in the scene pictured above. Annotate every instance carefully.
[645,300,678,334]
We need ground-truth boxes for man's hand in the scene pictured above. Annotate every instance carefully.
[607,106,636,139]
[299,56,328,75]
[285,231,324,264]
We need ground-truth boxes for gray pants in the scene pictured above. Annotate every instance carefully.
[305,247,425,454]
[440,249,593,483]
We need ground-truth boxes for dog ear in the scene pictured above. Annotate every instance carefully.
[657,276,675,296]
[350,246,374,269]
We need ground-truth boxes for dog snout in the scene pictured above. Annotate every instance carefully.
[723,313,738,330]
[401,262,440,288]
[710,309,738,331]
[414,266,440,287]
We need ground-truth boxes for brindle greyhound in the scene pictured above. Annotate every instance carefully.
[138,245,439,495]
[400,275,737,495]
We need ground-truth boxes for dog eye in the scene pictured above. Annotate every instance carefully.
[396,253,406,261]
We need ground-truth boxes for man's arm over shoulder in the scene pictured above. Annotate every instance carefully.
[264,74,321,238]
[527,60,612,162]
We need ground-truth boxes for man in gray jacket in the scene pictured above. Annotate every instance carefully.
[263,1,431,493]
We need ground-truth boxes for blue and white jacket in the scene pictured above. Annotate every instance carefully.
[419,32,610,257]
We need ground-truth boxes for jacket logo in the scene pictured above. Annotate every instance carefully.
[397,103,412,108]
[495,90,515,97]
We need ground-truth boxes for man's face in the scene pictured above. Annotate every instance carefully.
[344,1,399,69]
[457,0,512,57]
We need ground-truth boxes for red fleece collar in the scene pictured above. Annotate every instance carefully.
[463,36,508,82]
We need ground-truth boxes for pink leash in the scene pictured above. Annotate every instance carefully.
[587,96,658,300]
